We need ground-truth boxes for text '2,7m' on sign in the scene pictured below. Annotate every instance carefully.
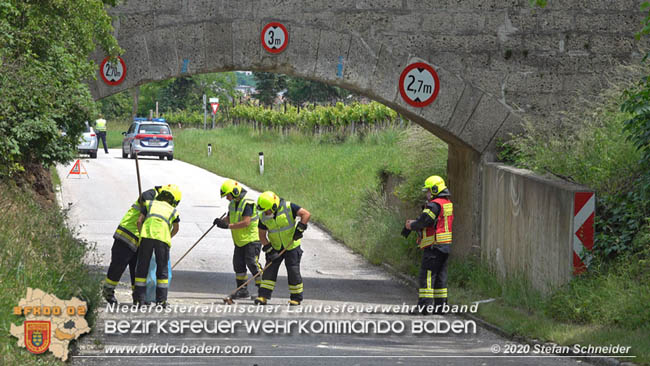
[100,56,126,86]
[399,62,440,108]
[261,22,288,54]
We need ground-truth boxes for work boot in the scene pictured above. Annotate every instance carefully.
[434,298,448,315]
[409,302,432,315]
[288,300,301,306]
[102,286,118,305]
[233,288,250,299]
[254,297,268,305]
[155,301,169,310]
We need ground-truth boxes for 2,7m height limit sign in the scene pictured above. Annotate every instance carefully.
[399,62,440,108]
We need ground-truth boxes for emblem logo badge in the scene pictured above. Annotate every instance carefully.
[25,321,51,354]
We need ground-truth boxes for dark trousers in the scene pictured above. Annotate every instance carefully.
[105,239,138,289]
[97,131,108,153]
[133,238,169,303]
[258,247,303,301]
[417,247,449,306]
[233,241,261,287]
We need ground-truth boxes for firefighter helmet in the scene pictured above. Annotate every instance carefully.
[161,184,182,206]
[220,179,241,198]
[422,175,446,195]
[257,191,279,212]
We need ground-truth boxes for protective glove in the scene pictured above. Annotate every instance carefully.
[263,245,281,262]
[400,227,412,238]
[292,222,308,241]
[213,217,229,229]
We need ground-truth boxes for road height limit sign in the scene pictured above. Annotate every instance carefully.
[399,62,440,107]
[261,22,288,54]
[100,56,126,86]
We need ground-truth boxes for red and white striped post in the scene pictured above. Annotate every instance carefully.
[573,192,595,275]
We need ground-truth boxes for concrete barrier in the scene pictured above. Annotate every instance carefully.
[481,163,594,293]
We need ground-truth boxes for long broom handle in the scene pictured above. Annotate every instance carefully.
[171,213,226,270]
[171,224,215,270]
[225,247,288,298]
[134,152,143,204]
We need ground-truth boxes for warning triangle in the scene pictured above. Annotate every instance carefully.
[67,159,89,178]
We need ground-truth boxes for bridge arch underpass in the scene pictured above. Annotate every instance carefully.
[89,0,645,256]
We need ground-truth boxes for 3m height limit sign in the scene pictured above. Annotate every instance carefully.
[573,192,595,275]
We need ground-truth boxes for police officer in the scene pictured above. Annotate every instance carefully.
[254,191,310,306]
[405,176,453,315]
[95,115,108,154]
[214,179,262,299]
[133,184,182,307]
[103,186,163,305]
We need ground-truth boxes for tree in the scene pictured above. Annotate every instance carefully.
[285,77,345,105]
[0,0,120,176]
[253,72,286,106]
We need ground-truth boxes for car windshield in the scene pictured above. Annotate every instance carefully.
[138,124,170,135]
[83,122,92,133]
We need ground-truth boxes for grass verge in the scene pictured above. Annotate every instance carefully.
[173,119,647,363]
[0,180,102,365]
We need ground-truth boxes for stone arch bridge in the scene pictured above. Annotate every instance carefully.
[89,0,646,256]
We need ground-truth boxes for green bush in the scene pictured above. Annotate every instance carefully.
[501,86,647,260]
[0,181,102,366]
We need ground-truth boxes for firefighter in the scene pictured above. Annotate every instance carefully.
[404,175,453,315]
[213,179,262,299]
[254,191,310,306]
[133,184,182,307]
[103,186,163,305]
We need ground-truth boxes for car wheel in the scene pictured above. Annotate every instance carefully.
[90,151,97,159]
[122,149,128,158]
[159,156,165,160]
[167,154,174,161]
[129,147,135,159]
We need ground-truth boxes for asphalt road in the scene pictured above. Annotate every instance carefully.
[57,150,584,366]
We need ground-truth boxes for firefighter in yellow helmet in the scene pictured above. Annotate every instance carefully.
[133,184,182,307]
[404,175,453,315]
[103,186,164,305]
[254,191,311,306]
[213,179,262,300]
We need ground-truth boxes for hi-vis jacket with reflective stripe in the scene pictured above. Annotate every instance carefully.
[419,197,453,249]
[259,199,300,251]
[113,188,158,251]
[229,193,259,247]
[95,118,107,132]
[140,200,179,247]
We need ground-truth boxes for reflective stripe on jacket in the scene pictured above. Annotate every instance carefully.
[419,197,453,249]
[113,189,159,250]
[95,118,107,132]
[140,200,178,247]
[259,199,300,251]
[229,194,259,247]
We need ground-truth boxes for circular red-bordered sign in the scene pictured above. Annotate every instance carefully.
[398,62,440,108]
[100,56,127,86]
[261,22,289,54]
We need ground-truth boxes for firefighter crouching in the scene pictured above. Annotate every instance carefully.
[404,175,453,315]
[133,184,182,307]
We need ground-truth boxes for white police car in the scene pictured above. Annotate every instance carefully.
[121,118,174,160]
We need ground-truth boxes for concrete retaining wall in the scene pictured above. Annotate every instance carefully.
[481,163,593,292]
